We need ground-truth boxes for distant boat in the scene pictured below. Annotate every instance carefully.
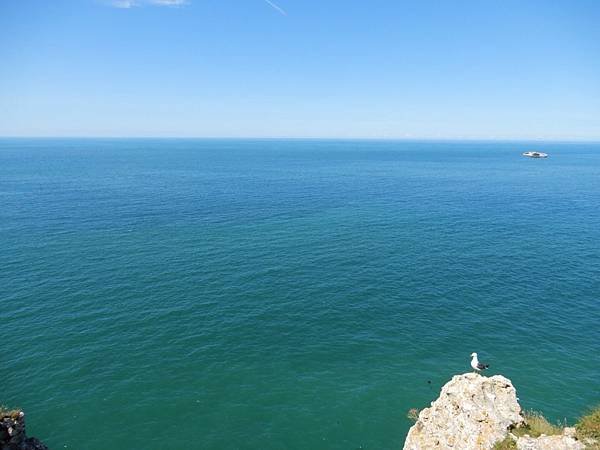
[522,151,548,158]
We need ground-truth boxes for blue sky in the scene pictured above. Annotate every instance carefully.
[1,0,599,139]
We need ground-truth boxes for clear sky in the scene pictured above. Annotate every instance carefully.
[1,0,599,139]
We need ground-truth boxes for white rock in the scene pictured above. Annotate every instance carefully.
[403,373,525,450]
[516,434,584,450]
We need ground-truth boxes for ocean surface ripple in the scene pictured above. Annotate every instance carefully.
[2,139,599,450]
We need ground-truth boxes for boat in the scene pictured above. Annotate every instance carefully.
[522,151,548,158]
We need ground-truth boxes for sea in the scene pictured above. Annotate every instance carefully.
[2,138,599,450]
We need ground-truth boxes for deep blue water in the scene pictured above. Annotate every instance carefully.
[1,139,599,450]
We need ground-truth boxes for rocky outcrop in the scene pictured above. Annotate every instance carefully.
[515,429,584,450]
[0,410,48,450]
[402,373,593,450]
[403,373,524,450]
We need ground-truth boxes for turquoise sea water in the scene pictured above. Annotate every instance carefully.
[2,139,599,450]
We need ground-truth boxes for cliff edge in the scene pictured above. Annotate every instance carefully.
[403,373,589,450]
[0,410,48,450]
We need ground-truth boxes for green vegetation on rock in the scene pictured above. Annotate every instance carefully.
[576,406,600,449]
[577,406,600,441]
[513,410,564,438]
[491,410,562,450]
[492,435,517,449]
[0,406,21,420]
[406,408,420,422]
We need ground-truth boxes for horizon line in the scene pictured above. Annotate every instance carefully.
[1,135,599,144]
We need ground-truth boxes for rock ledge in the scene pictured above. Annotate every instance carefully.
[404,373,524,450]
[0,410,48,450]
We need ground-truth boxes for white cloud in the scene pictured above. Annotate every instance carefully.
[149,0,188,5]
[108,0,188,8]
[111,0,138,8]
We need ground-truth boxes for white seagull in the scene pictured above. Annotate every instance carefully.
[470,352,489,372]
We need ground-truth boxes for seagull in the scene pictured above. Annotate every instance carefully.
[470,352,489,373]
